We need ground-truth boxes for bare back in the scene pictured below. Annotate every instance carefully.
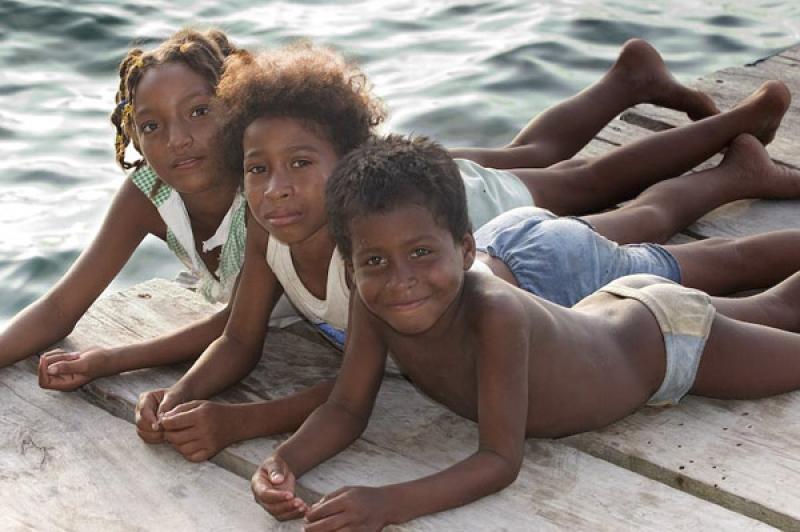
[380,272,668,439]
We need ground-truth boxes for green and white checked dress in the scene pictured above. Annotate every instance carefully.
[130,166,246,303]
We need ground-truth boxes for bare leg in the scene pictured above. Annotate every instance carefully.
[585,135,800,244]
[668,230,800,295]
[708,271,800,332]
[692,279,800,399]
[510,81,791,216]
[450,39,719,169]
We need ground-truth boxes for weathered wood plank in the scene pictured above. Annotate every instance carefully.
[28,279,775,530]
[779,45,800,63]
[567,391,800,531]
[0,364,279,532]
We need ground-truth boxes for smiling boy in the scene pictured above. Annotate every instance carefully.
[251,135,800,530]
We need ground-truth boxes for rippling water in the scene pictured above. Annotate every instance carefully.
[1,0,798,325]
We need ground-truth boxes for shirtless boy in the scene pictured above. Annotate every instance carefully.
[251,135,800,530]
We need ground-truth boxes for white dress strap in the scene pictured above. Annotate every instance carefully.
[266,237,351,330]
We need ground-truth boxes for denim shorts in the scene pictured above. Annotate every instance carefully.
[474,207,682,307]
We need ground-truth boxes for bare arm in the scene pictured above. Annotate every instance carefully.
[0,179,158,369]
[277,294,387,474]
[165,211,282,403]
[304,293,531,530]
[137,215,347,457]
[251,294,388,520]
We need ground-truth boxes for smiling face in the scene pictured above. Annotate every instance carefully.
[243,117,338,246]
[349,203,475,336]
[132,62,219,194]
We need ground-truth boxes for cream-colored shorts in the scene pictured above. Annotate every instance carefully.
[577,274,716,406]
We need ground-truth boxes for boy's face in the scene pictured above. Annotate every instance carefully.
[133,62,219,194]
[348,203,475,336]
[243,117,338,245]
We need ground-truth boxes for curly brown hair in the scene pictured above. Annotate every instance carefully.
[110,28,240,172]
[215,41,386,179]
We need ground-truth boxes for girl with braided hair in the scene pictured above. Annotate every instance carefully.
[2,28,250,382]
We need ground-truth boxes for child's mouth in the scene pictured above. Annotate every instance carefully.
[387,296,428,312]
[267,212,303,227]
[173,156,204,170]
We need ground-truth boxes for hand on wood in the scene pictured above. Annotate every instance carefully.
[252,454,307,521]
[38,348,106,391]
[135,388,168,444]
[304,486,390,532]
[159,400,235,462]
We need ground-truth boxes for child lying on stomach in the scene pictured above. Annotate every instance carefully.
[251,135,800,530]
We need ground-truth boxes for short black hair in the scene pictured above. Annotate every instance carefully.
[326,134,471,260]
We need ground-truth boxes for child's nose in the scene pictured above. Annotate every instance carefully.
[264,172,292,200]
[167,122,192,152]
[388,261,417,290]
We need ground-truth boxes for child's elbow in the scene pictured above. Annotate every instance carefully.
[483,450,523,491]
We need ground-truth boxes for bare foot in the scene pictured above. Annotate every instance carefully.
[732,80,792,146]
[720,133,800,199]
[611,38,720,120]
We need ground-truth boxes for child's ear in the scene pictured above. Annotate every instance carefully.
[461,232,476,270]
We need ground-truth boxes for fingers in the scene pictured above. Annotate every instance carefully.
[135,390,165,443]
[157,391,186,418]
[252,466,306,520]
[47,356,89,377]
[162,426,198,447]
[303,512,348,532]
[305,490,347,523]
[263,456,289,486]
[258,493,306,521]
[169,439,213,463]
[159,401,203,431]
[38,351,79,386]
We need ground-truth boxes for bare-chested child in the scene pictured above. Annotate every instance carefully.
[124,43,800,464]
[251,135,800,529]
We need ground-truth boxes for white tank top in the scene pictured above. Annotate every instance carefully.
[265,236,351,330]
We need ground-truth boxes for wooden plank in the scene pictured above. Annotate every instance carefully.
[567,391,800,531]
[779,45,800,63]
[28,279,775,530]
[0,364,278,532]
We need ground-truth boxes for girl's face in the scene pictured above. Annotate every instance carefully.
[132,62,220,195]
[243,117,338,246]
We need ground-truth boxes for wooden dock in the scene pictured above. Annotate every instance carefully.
[3,45,800,531]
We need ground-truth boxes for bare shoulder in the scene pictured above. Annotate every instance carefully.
[463,272,533,345]
[114,178,165,237]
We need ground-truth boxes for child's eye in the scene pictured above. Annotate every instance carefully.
[411,247,431,258]
[246,165,266,174]
[291,159,311,169]
[366,255,385,266]
[140,122,157,134]
[191,105,210,118]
